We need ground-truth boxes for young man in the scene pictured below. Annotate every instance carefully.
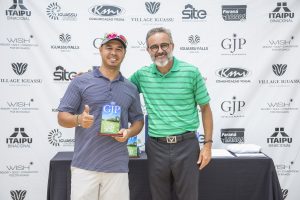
[57,32,144,200]
[130,27,213,200]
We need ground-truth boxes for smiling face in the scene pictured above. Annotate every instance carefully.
[99,40,126,69]
[147,32,174,67]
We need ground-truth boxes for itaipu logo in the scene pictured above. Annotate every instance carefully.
[5,0,31,20]
[145,2,160,14]
[267,127,292,147]
[269,2,294,23]
[12,63,28,75]
[10,190,27,200]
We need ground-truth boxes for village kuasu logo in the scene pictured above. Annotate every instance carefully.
[10,190,27,200]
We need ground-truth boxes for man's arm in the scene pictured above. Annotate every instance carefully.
[197,103,213,170]
[58,105,94,129]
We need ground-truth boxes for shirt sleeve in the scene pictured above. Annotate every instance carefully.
[128,71,141,93]
[193,68,210,105]
[128,88,144,124]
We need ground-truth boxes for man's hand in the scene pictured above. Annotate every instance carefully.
[79,105,94,128]
[197,144,212,170]
[114,129,129,142]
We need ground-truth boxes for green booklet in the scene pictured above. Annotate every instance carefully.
[99,102,122,136]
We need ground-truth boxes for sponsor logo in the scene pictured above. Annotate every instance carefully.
[222,5,247,21]
[282,189,288,199]
[145,2,160,14]
[48,129,75,147]
[262,36,298,51]
[182,4,207,21]
[0,99,39,114]
[0,162,38,177]
[10,190,27,200]
[130,40,147,51]
[6,128,32,148]
[179,35,208,53]
[89,5,125,21]
[215,67,251,83]
[276,163,299,177]
[5,0,31,20]
[260,98,298,114]
[0,35,38,50]
[50,33,80,52]
[267,127,292,147]
[53,66,77,82]
[269,2,294,23]
[221,96,246,118]
[46,2,77,21]
[221,128,245,143]
[221,34,246,55]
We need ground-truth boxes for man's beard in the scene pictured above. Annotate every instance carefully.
[151,52,173,67]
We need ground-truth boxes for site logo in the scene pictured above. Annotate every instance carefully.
[267,127,292,147]
[5,0,31,20]
[131,2,174,24]
[46,2,77,21]
[179,35,208,53]
[215,67,251,83]
[89,4,125,22]
[50,33,80,52]
[0,162,38,177]
[53,66,77,82]
[262,36,298,51]
[6,128,32,148]
[221,128,245,143]
[221,34,246,55]
[0,98,39,114]
[221,96,246,118]
[0,35,38,50]
[222,5,247,21]
[269,2,294,23]
[10,190,27,200]
[182,4,207,21]
[258,64,300,86]
[145,2,160,14]
[48,129,75,147]
[261,98,298,114]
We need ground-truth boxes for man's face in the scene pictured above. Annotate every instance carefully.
[147,32,174,67]
[99,40,126,68]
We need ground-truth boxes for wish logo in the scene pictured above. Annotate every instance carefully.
[10,190,27,200]
[12,63,27,75]
[262,36,298,51]
[220,96,246,118]
[5,0,31,20]
[50,33,79,52]
[1,162,38,177]
[46,2,77,21]
[267,127,292,147]
[130,40,147,51]
[221,128,245,143]
[215,67,251,83]
[0,99,39,114]
[53,66,77,82]
[221,33,246,55]
[182,4,207,21]
[6,128,32,148]
[48,129,74,147]
[89,4,125,22]
[179,35,208,53]
[0,35,38,50]
[222,5,247,21]
[269,2,294,23]
[260,98,298,114]
[145,2,160,14]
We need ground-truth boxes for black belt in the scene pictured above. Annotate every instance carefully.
[150,131,196,144]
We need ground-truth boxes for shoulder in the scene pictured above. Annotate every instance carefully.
[71,71,94,85]
[123,78,139,91]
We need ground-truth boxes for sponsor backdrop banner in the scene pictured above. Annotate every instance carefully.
[0,0,299,199]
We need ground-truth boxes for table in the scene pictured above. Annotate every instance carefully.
[47,152,283,200]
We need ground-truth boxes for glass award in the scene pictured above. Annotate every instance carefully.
[99,102,122,136]
[127,136,139,158]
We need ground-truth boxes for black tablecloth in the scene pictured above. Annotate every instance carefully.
[47,152,283,200]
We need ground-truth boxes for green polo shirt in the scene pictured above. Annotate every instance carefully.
[129,57,210,137]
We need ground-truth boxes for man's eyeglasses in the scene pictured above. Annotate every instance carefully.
[148,43,171,53]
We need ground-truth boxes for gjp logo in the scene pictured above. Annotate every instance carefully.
[11,63,28,75]
[188,35,200,44]
[145,2,160,14]
[59,33,71,43]
[272,64,287,76]
[10,190,27,200]
[221,33,246,54]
